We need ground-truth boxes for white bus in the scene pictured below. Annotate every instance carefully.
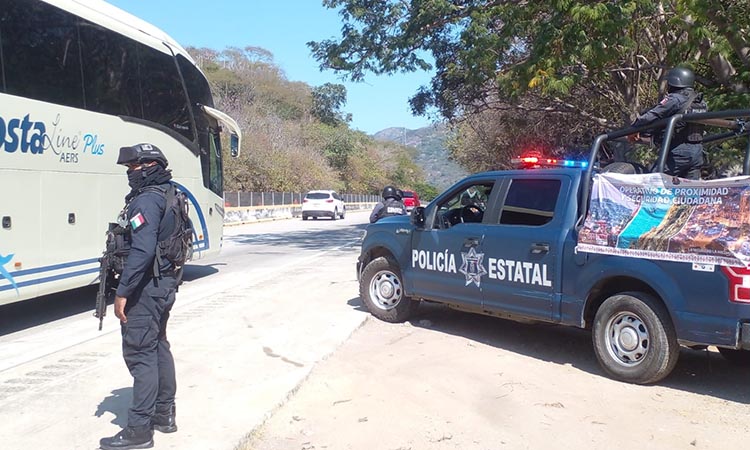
[0,0,242,305]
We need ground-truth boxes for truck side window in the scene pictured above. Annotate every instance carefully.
[499,179,561,226]
[436,183,493,228]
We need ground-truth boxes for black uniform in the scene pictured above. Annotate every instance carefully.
[632,88,707,179]
[116,184,178,430]
[369,198,407,223]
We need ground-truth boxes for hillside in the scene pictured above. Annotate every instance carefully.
[373,124,467,190]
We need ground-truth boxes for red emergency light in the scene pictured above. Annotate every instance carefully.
[511,154,588,169]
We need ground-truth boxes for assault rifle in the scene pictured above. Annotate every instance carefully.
[94,223,122,330]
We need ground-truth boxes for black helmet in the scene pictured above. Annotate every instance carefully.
[117,143,168,167]
[395,188,404,201]
[382,185,398,200]
[666,67,694,89]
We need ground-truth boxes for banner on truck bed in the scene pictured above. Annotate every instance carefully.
[576,172,750,267]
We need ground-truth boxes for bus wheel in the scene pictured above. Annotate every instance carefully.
[360,256,418,323]
[592,292,679,384]
[717,347,750,366]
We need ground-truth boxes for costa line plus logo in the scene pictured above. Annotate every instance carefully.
[0,113,46,154]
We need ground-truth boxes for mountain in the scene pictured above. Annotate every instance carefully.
[373,124,468,190]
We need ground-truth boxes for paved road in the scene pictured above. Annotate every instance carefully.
[0,211,371,450]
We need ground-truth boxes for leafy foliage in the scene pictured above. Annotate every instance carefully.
[188,46,436,194]
[311,83,353,125]
[310,1,750,167]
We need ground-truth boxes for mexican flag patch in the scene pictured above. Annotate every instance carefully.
[129,212,147,230]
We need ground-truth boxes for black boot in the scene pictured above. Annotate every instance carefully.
[99,425,153,449]
[152,404,178,433]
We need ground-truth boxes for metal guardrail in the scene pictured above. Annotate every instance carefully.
[223,192,381,207]
[222,192,380,225]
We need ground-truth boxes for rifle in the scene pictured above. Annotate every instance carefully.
[94,223,121,330]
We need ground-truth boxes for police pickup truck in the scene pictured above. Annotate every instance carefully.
[356,109,750,384]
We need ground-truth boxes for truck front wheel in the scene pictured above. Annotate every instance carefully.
[360,256,418,323]
[592,292,679,384]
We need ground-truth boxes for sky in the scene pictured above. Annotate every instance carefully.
[106,0,436,135]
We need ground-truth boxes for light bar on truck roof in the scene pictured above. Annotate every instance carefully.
[511,155,588,169]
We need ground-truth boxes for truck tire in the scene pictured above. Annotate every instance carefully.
[360,256,418,323]
[592,292,679,384]
[717,347,750,366]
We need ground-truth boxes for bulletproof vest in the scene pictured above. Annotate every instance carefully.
[106,183,193,279]
[674,89,707,144]
[379,198,407,219]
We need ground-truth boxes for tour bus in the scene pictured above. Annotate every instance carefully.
[0,0,242,305]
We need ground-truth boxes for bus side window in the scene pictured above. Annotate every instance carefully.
[139,47,194,142]
[0,17,4,92]
[1,0,84,109]
[79,23,143,118]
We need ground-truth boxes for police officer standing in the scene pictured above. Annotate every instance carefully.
[629,67,707,179]
[369,185,407,223]
[100,144,180,450]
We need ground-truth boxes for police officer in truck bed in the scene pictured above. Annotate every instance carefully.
[629,67,707,179]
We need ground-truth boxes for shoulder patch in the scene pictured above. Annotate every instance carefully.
[659,97,669,105]
[129,212,147,231]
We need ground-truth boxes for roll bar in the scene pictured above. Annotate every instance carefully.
[578,109,750,230]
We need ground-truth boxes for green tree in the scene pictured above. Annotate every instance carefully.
[311,83,352,125]
[310,1,750,161]
[189,46,433,193]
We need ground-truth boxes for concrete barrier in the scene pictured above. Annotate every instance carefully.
[224,202,377,225]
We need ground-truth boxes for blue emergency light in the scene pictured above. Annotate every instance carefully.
[511,155,588,169]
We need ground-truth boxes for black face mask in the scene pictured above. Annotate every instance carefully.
[126,164,172,193]
[125,164,172,201]
[127,167,147,191]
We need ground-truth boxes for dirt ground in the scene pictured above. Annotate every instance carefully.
[240,302,750,450]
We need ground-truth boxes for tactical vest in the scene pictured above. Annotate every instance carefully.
[678,90,707,144]
[106,183,193,280]
[378,198,407,220]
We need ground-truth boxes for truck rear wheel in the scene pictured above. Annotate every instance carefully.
[360,256,418,323]
[717,347,750,366]
[592,292,679,384]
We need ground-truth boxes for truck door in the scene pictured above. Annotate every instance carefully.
[480,176,568,321]
[409,180,495,309]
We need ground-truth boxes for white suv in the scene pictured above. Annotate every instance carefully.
[302,190,346,220]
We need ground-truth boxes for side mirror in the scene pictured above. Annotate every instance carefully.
[230,133,240,157]
[411,206,426,228]
[201,104,242,157]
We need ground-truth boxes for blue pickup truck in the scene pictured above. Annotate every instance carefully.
[357,109,750,384]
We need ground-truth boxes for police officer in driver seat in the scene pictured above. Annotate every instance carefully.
[99,144,179,450]
[459,188,485,223]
